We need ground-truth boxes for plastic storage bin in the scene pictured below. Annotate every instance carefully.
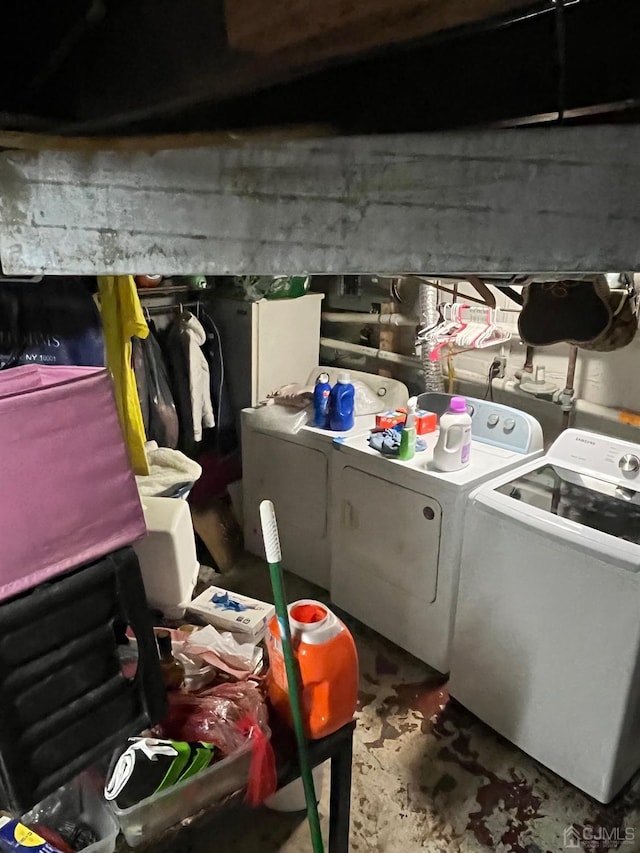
[0,365,145,602]
[111,740,253,847]
[0,548,166,813]
[133,496,200,619]
[22,774,119,853]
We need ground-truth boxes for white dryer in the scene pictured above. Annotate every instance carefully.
[330,396,543,672]
[242,368,408,588]
[449,428,640,803]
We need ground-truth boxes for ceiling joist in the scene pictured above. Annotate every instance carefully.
[1,126,638,276]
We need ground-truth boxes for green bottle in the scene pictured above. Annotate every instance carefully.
[398,396,418,461]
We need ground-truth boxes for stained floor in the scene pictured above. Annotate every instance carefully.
[168,557,640,852]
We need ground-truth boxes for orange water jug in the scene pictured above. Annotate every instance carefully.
[266,599,359,740]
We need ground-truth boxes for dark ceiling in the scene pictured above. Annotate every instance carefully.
[1,0,638,141]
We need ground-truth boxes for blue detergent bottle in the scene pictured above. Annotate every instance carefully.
[329,371,355,431]
[313,372,332,428]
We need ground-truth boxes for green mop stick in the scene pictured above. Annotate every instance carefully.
[260,500,325,853]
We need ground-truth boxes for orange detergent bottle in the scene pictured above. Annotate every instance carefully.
[266,599,359,740]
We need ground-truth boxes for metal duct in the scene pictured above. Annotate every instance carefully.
[419,281,444,392]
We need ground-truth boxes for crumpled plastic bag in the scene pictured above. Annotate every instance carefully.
[156,681,269,754]
[232,275,309,302]
[156,681,277,804]
[353,379,386,415]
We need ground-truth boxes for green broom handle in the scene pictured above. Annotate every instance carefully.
[260,500,325,853]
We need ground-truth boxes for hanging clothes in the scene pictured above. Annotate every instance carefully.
[182,312,215,442]
[97,275,150,476]
[159,311,215,457]
[132,337,150,436]
[199,308,238,454]
[132,324,180,450]
[160,317,196,458]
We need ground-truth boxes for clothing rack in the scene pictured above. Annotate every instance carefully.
[144,300,201,316]
[137,285,211,297]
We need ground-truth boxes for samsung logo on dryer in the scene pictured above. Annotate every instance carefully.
[575,437,596,446]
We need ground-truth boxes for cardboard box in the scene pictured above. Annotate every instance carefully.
[187,586,275,640]
[416,410,438,435]
[375,410,405,430]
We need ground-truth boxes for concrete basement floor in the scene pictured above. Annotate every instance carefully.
[183,556,640,853]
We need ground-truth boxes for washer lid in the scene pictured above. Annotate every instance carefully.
[495,462,640,545]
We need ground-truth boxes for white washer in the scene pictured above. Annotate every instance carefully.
[242,368,408,588]
[330,395,543,672]
[449,428,640,803]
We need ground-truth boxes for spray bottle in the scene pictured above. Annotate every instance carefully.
[398,396,418,461]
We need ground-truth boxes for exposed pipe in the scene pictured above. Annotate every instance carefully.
[419,281,445,392]
[321,311,418,326]
[573,398,629,426]
[323,332,634,433]
[320,336,422,369]
[453,366,628,428]
[523,345,535,373]
[561,345,579,430]
[321,348,633,431]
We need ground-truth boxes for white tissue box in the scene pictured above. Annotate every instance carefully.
[187,586,275,640]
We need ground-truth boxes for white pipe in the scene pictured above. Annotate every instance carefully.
[320,337,422,369]
[574,398,627,425]
[453,367,521,395]
[322,311,419,327]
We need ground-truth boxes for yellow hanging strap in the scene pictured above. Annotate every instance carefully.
[98,275,150,475]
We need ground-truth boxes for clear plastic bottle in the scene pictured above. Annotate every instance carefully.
[433,396,472,471]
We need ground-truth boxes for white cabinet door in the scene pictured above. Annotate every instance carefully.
[255,293,323,404]
[332,466,442,654]
[209,292,323,413]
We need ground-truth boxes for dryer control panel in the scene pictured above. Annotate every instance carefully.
[417,392,543,455]
[468,399,543,454]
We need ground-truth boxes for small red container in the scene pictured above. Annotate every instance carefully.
[416,410,438,435]
[375,410,405,430]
